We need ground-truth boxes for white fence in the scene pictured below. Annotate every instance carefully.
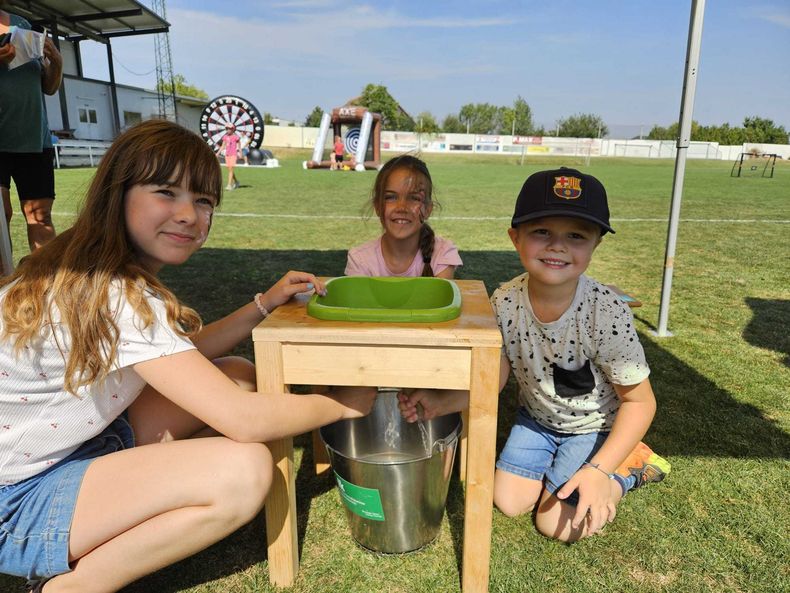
[263,125,788,162]
[50,128,789,169]
[53,140,112,168]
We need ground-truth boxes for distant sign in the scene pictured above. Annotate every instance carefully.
[513,136,543,145]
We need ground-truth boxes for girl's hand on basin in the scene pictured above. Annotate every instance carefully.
[259,271,326,313]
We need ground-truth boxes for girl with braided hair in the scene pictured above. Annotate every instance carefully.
[342,154,464,423]
[345,154,462,278]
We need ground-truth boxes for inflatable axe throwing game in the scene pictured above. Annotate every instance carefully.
[305,106,382,171]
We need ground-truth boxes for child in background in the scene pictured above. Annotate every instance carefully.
[0,120,374,592]
[399,167,669,542]
[216,124,239,190]
[345,154,462,278]
[239,132,251,166]
[332,135,344,171]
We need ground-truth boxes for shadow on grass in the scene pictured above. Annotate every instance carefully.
[743,297,790,368]
[9,247,774,593]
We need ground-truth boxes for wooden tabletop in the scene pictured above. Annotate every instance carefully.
[252,279,503,348]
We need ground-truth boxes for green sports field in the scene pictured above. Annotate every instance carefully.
[2,153,788,593]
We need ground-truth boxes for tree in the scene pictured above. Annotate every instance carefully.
[447,97,535,135]
[647,121,697,141]
[646,117,788,144]
[742,116,788,144]
[458,103,503,134]
[357,84,413,130]
[646,124,673,140]
[263,112,275,125]
[501,96,534,135]
[441,114,465,133]
[532,125,548,137]
[156,74,208,100]
[414,111,440,135]
[556,113,608,138]
[304,106,324,127]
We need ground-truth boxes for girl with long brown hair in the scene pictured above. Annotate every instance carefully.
[0,119,373,592]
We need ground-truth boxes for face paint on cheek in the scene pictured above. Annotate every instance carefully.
[196,210,212,245]
[417,203,430,224]
[407,201,424,218]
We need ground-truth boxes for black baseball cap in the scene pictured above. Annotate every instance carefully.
[511,167,614,234]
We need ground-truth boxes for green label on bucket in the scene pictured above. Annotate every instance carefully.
[334,472,385,521]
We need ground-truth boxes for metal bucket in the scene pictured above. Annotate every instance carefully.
[320,391,462,553]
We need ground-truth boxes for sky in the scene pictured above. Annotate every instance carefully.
[79,0,790,138]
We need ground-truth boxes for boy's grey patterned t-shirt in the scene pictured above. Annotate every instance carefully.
[491,274,650,434]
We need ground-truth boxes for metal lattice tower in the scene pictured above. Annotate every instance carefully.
[151,0,177,121]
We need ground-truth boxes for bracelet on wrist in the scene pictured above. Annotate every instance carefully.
[582,461,615,480]
[254,293,270,318]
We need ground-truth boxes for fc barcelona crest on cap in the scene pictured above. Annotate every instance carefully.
[553,176,582,200]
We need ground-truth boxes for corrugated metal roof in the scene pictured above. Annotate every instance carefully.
[7,0,168,42]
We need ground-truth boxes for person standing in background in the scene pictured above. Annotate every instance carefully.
[0,0,63,253]
[332,135,344,170]
[215,124,240,190]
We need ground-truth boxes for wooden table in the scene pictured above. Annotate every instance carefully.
[252,279,502,592]
[605,284,642,308]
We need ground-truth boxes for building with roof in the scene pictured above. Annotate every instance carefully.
[7,0,205,141]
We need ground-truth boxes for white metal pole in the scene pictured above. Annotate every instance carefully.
[655,0,706,337]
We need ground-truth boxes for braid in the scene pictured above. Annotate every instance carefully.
[419,223,436,277]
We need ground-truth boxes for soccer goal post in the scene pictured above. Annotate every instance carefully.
[730,152,777,178]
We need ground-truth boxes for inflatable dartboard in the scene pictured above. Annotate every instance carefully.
[200,95,264,150]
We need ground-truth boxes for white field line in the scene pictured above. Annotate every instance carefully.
[51,211,790,224]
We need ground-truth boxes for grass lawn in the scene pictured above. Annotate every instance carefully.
[2,153,788,593]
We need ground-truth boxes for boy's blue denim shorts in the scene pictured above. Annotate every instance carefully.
[496,407,608,506]
[0,416,135,580]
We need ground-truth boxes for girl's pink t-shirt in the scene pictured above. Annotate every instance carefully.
[222,133,239,157]
[345,235,462,277]
[334,140,344,156]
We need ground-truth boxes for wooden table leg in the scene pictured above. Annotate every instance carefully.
[255,341,299,587]
[458,408,469,482]
[461,346,500,593]
[312,429,331,474]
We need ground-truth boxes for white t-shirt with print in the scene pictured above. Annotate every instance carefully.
[491,273,650,435]
[0,284,195,485]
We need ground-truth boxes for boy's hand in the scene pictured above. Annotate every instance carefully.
[556,467,618,536]
[260,271,326,312]
[328,386,377,419]
[398,389,435,423]
[397,389,468,423]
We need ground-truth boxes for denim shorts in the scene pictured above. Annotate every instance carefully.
[496,407,608,506]
[0,416,134,580]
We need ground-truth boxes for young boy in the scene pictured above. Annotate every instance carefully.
[399,167,669,542]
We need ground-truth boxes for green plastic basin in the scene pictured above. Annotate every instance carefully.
[307,277,462,322]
